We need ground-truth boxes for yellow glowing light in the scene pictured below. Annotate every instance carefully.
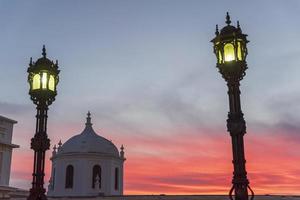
[218,50,222,63]
[42,72,48,89]
[224,43,235,62]
[49,75,55,91]
[32,74,41,90]
[237,41,242,61]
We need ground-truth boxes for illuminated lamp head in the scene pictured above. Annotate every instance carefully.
[27,45,60,105]
[211,12,249,81]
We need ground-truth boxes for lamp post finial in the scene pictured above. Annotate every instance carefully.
[226,12,231,25]
[215,24,219,35]
[42,45,46,58]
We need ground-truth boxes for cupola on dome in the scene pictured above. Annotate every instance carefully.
[59,112,119,157]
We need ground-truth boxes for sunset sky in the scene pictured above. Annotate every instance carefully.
[1,0,300,195]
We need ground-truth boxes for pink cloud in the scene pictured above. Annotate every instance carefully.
[10,126,300,195]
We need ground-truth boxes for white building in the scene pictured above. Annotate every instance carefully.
[0,115,19,186]
[47,112,125,197]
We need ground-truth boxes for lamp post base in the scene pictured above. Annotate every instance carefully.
[27,188,47,200]
[229,184,254,200]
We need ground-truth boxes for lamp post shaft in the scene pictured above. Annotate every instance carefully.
[227,82,252,200]
[28,104,50,200]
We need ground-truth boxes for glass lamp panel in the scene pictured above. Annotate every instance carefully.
[237,41,242,61]
[32,74,41,90]
[224,43,235,62]
[49,75,55,91]
[42,72,48,89]
[218,50,222,63]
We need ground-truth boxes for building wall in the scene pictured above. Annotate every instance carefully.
[48,153,124,197]
[0,146,12,185]
[0,116,18,186]
[110,159,123,195]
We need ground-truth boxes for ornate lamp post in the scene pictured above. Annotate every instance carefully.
[211,13,254,200]
[27,45,60,200]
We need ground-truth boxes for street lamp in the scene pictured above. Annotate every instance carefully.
[211,13,254,200]
[27,45,60,200]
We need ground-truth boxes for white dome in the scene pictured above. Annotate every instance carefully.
[59,113,119,157]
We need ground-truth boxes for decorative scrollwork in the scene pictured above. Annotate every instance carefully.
[229,185,234,200]
[217,61,248,83]
[228,184,254,200]
[227,113,246,136]
[31,134,50,151]
[248,185,255,200]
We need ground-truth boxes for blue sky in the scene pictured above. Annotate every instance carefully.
[2,0,300,125]
[1,0,300,194]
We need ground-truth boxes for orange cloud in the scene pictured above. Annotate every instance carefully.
[10,127,300,195]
